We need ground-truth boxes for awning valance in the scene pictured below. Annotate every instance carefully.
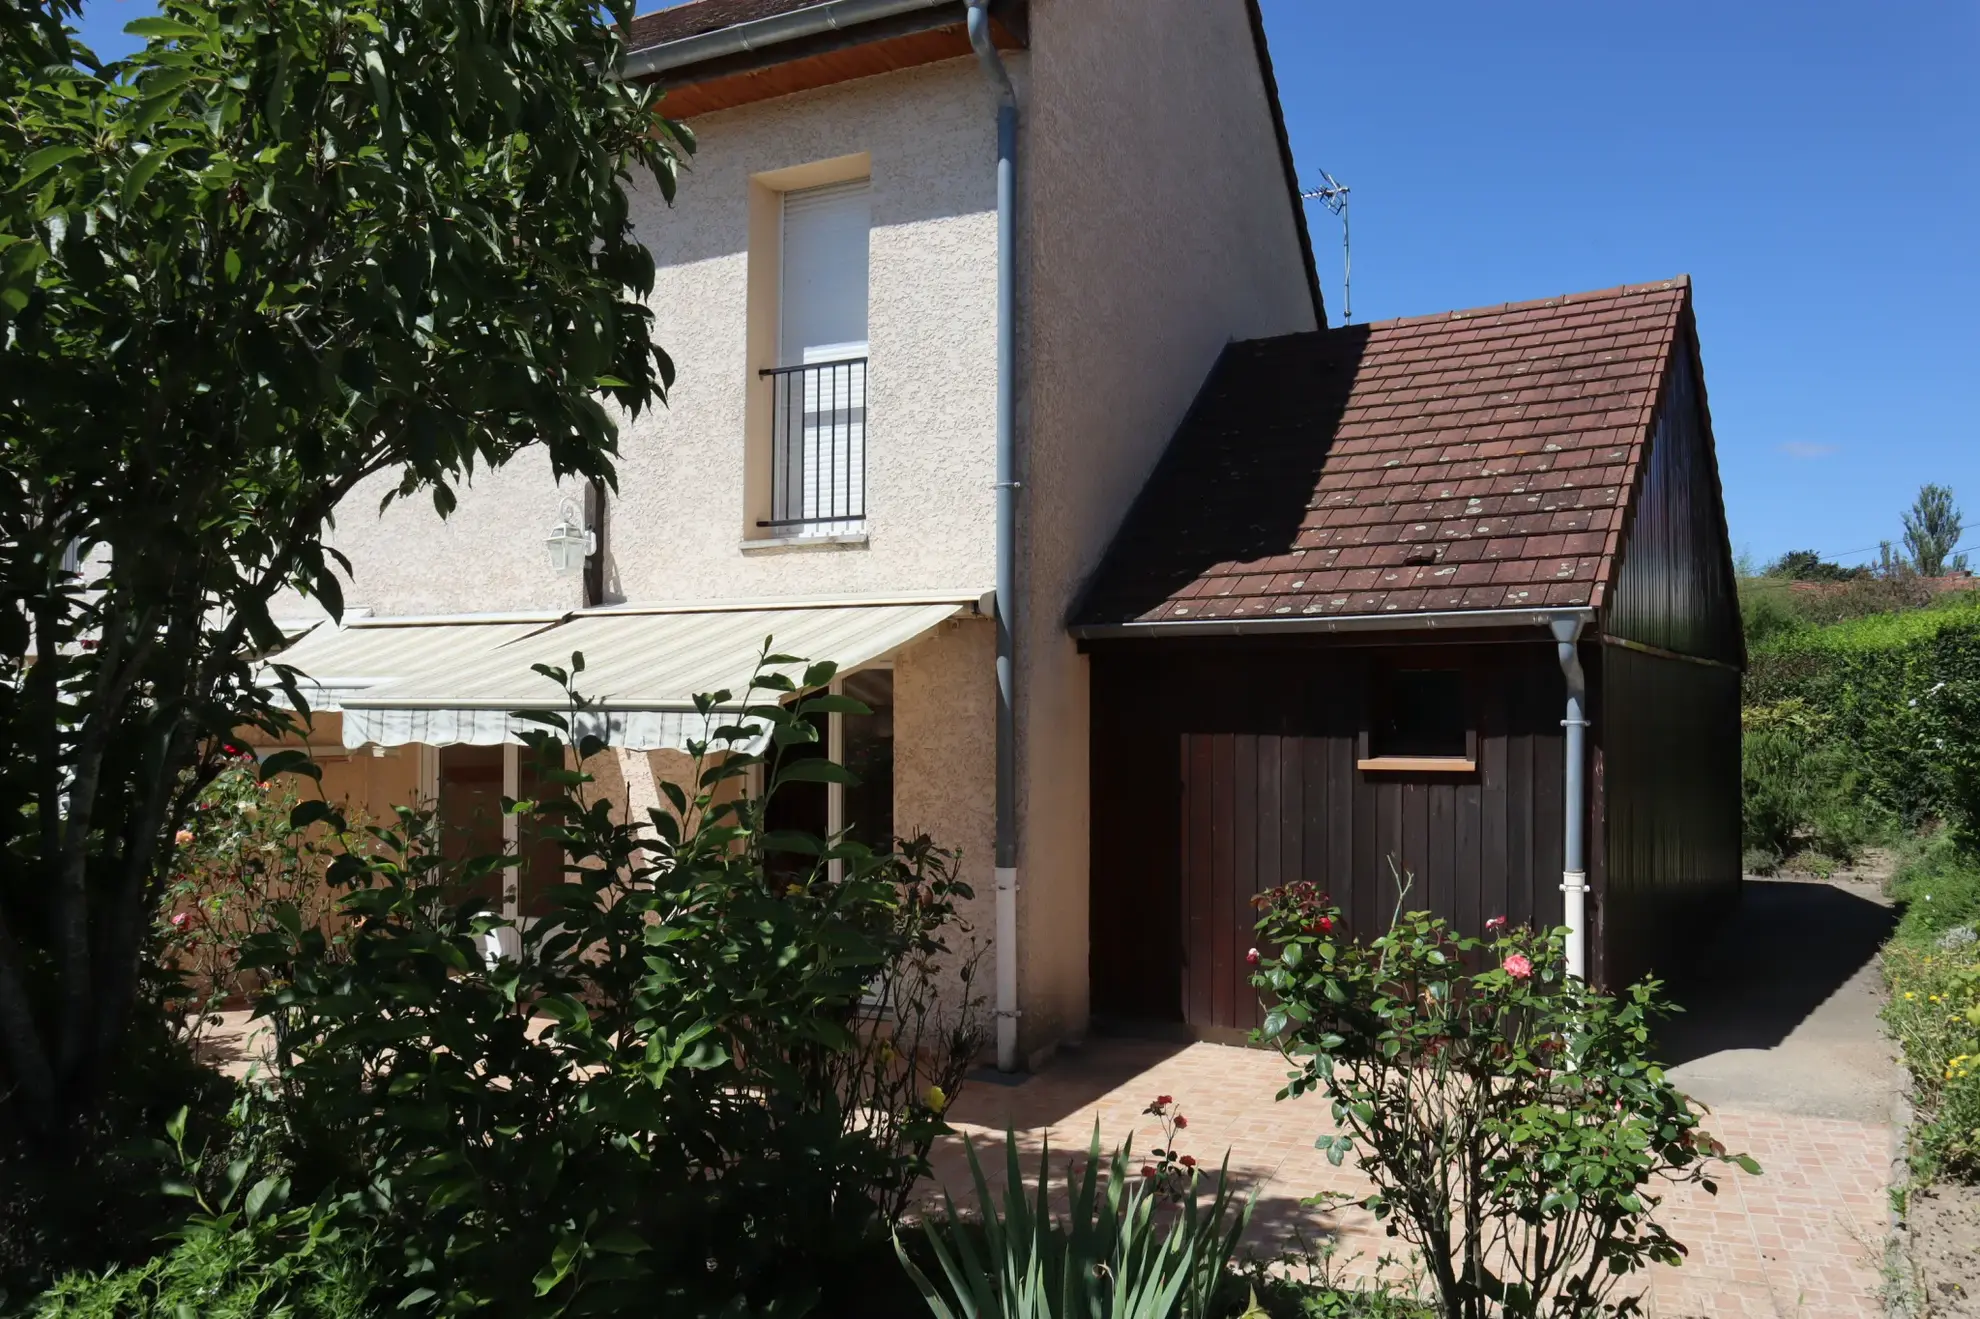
[262,597,978,753]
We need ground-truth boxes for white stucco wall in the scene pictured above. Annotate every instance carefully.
[286,61,1004,620]
[1011,0,1322,1053]
[280,451,589,619]
[610,59,1007,603]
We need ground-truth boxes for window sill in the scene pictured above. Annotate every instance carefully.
[740,532,870,554]
[1356,756,1477,774]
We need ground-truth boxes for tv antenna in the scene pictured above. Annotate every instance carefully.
[1300,169,1352,323]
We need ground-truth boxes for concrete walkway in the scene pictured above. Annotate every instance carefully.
[935,873,1902,1319]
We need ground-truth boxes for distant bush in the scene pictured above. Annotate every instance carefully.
[1738,579,1809,649]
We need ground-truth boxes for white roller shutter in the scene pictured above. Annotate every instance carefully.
[775,179,871,534]
[780,179,870,365]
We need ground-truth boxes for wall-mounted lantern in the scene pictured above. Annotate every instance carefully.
[545,498,596,576]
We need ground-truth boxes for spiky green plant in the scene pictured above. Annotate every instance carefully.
[896,1124,1250,1319]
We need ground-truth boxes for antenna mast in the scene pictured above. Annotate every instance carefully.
[1300,169,1352,323]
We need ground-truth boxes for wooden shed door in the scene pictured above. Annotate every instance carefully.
[1178,732,1286,1036]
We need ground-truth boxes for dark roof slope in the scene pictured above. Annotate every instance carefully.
[1074,278,1692,630]
[626,0,819,48]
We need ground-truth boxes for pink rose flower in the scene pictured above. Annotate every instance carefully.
[174,829,194,846]
[170,912,190,930]
[1486,915,1508,932]
[1502,953,1533,980]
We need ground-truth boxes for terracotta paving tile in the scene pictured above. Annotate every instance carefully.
[927,1040,1890,1318]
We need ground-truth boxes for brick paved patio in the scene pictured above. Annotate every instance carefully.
[930,1036,1892,1319]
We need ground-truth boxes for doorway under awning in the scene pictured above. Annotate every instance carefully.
[266,596,984,753]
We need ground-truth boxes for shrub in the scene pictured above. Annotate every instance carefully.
[1252,881,1756,1319]
[158,751,363,1031]
[1737,579,1808,649]
[1889,833,1980,944]
[898,1118,1250,1319]
[1739,700,1879,862]
[25,1101,376,1319]
[240,651,986,1315]
[1745,601,1980,839]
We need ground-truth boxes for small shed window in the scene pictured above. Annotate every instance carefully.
[1359,669,1476,772]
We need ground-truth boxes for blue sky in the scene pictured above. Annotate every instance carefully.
[1260,0,1978,569]
[73,1,1978,569]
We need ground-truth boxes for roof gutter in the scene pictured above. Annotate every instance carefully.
[621,0,954,80]
[1070,605,1597,642]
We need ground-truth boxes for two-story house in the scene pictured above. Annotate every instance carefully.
[265,0,1325,1070]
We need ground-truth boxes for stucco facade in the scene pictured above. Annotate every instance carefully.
[614,58,1007,603]
[262,0,1319,1064]
[1008,0,1321,1055]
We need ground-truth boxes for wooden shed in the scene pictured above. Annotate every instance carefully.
[1071,277,1742,1038]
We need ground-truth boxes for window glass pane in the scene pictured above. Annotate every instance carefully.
[840,669,894,851]
[1371,669,1468,759]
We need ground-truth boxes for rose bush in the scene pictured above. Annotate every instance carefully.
[158,749,362,1033]
[1252,880,1757,1319]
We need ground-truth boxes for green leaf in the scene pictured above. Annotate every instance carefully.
[124,16,205,39]
[257,748,319,781]
[15,145,84,189]
[774,759,857,788]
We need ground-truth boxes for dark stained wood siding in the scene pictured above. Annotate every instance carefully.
[1090,636,1575,1033]
[1594,643,1741,990]
[1603,322,1742,666]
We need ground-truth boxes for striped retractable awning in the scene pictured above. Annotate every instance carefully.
[289,597,977,752]
[260,615,562,713]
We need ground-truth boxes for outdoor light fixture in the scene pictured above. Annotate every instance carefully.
[544,498,596,576]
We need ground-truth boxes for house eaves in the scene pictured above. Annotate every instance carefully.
[622,0,1026,117]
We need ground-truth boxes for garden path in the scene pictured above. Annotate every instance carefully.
[931,870,1901,1319]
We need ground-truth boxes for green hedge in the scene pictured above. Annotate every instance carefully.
[1745,596,1980,840]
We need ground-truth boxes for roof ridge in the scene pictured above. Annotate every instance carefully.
[1352,276,1689,333]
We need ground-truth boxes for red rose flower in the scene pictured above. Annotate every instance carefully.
[1317,915,1334,933]
[1173,1115,1188,1130]
[1246,947,1260,966]
[1141,1165,1157,1178]
[1179,1154,1197,1168]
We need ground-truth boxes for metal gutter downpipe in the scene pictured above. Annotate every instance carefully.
[1551,615,1590,980]
[966,0,1021,1074]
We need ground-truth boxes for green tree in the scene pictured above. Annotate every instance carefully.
[1765,549,1861,582]
[1904,484,1963,577]
[0,0,688,1205]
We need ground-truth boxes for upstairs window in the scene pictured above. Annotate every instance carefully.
[764,178,870,538]
[1359,668,1476,772]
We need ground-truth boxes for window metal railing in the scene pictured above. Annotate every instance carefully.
[759,356,867,535]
